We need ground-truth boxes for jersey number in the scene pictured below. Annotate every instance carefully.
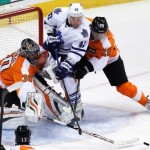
[1,55,33,82]
[79,41,86,48]
[0,56,12,72]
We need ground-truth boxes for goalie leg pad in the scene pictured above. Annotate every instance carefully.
[25,92,44,122]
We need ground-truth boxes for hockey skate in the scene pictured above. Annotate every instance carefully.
[145,96,150,111]
[57,100,84,126]
[67,101,84,127]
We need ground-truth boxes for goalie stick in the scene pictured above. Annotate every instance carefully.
[43,116,140,146]
[0,82,23,148]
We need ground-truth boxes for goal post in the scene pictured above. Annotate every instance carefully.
[0,7,43,59]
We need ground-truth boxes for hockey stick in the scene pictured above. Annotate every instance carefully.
[54,49,82,135]
[43,115,140,146]
[74,79,80,111]
[0,82,23,148]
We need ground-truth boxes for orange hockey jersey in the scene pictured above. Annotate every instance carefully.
[0,50,47,103]
[0,51,39,87]
[86,30,118,60]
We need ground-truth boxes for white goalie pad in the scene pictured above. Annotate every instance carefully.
[25,92,43,122]
[33,76,84,124]
[33,76,70,118]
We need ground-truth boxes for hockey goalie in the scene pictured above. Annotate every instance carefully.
[0,38,83,128]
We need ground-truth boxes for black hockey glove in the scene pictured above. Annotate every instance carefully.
[55,60,73,80]
[74,58,94,79]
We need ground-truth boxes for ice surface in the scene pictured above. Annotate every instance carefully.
[1,0,150,149]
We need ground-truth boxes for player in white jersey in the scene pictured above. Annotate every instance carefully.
[42,3,90,124]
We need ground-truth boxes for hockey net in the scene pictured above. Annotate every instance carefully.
[0,6,43,59]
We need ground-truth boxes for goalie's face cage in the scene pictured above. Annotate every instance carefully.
[15,125,31,145]
[20,38,40,66]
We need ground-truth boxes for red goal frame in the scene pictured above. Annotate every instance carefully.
[0,7,43,45]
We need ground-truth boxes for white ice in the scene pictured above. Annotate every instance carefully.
[2,0,150,149]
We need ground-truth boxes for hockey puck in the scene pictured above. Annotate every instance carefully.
[143,142,149,146]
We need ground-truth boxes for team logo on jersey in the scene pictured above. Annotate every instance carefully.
[54,8,62,14]
[81,29,88,38]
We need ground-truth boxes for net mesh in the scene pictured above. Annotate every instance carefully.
[0,6,41,59]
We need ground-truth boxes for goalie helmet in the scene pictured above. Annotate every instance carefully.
[68,3,84,18]
[91,17,108,33]
[15,125,31,145]
[19,38,40,66]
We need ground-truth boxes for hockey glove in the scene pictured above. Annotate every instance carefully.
[74,60,94,79]
[47,32,60,50]
[55,60,72,80]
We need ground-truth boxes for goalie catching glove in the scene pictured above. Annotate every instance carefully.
[38,52,59,83]
[74,57,94,79]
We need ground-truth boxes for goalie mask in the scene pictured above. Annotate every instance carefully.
[91,17,108,33]
[19,38,40,66]
[15,125,31,145]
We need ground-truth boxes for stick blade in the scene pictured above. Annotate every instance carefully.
[7,81,23,93]
[114,138,140,145]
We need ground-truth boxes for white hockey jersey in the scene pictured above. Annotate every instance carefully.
[44,7,91,63]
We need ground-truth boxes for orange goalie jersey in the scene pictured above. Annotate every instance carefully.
[0,51,39,87]
[0,50,49,103]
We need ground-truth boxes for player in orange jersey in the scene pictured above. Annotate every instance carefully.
[0,38,81,124]
[10,125,35,150]
[74,16,150,109]
[0,38,51,121]
[0,38,40,105]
